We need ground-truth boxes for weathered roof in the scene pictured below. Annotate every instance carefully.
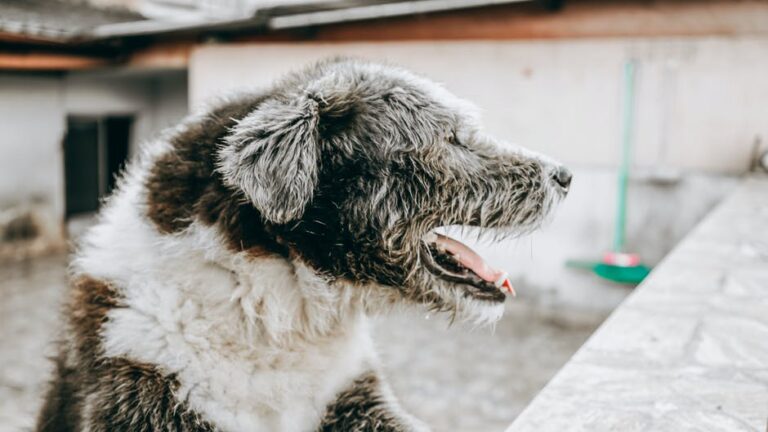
[0,0,144,42]
[0,0,534,43]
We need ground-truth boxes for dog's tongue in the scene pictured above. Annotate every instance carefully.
[435,233,515,295]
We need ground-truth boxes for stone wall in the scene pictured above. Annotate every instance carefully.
[506,175,768,432]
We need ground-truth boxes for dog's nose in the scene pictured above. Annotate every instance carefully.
[551,166,572,191]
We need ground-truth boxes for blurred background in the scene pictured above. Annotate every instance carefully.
[1,1,767,431]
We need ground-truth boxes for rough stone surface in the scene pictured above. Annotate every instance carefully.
[0,257,600,432]
[506,176,768,432]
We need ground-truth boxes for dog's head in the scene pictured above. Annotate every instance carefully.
[218,59,570,322]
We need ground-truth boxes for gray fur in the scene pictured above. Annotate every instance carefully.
[219,95,321,224]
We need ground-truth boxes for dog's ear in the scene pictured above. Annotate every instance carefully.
[219,96,321,224]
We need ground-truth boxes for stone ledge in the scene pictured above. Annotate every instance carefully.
[506,176,768,432]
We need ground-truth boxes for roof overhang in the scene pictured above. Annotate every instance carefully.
[80,0,536,41]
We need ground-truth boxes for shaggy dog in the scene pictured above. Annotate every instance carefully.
[36,58,571,432]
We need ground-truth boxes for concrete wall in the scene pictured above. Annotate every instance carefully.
[64,71,189,153]
[189,38,757,313]
[148,73,190,140]
[0,70,188,257]
[191,37,768,173]
[0,75,66,252]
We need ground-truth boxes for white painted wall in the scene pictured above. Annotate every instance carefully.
[64,71,189,153]
[149,73,190,138]
[0,71,188,252]
[191,38,768,174]
[0,75,66,245]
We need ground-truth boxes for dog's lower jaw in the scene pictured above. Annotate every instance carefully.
[439,289,507,326]
[395,271,508,327]
[352,274,506,328]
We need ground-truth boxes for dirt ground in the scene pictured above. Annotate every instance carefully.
[0,255,601,432]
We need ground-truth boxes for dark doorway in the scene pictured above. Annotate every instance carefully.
[64,115,133,218]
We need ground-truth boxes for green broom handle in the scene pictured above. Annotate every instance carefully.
[615,60,636,253]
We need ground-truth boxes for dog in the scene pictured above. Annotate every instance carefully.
[36,58,571,432]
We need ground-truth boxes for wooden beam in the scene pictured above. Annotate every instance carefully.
[0,31,66,45]
[127,41,191,70]
[0,52,109,70]
[0,41,190,72]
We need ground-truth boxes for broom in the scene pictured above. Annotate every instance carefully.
[566,59,651,285]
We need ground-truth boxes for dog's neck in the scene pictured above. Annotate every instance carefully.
[82,217,375,431]
[217,245,367,345]
[75,171,366,347]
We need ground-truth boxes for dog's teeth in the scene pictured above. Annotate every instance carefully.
[503,279,516,297]
[494,272,516,296]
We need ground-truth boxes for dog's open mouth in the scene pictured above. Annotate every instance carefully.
[422,230,515,303]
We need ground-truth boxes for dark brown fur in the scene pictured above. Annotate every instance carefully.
[145,95,286,257]
[319,372,411,432]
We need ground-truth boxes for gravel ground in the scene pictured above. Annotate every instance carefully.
[0,255,602,432]
[0,256,65,432]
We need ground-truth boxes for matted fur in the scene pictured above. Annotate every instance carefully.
[37,58,567,431]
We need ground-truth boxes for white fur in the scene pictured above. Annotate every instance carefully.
[74,143,376,432]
